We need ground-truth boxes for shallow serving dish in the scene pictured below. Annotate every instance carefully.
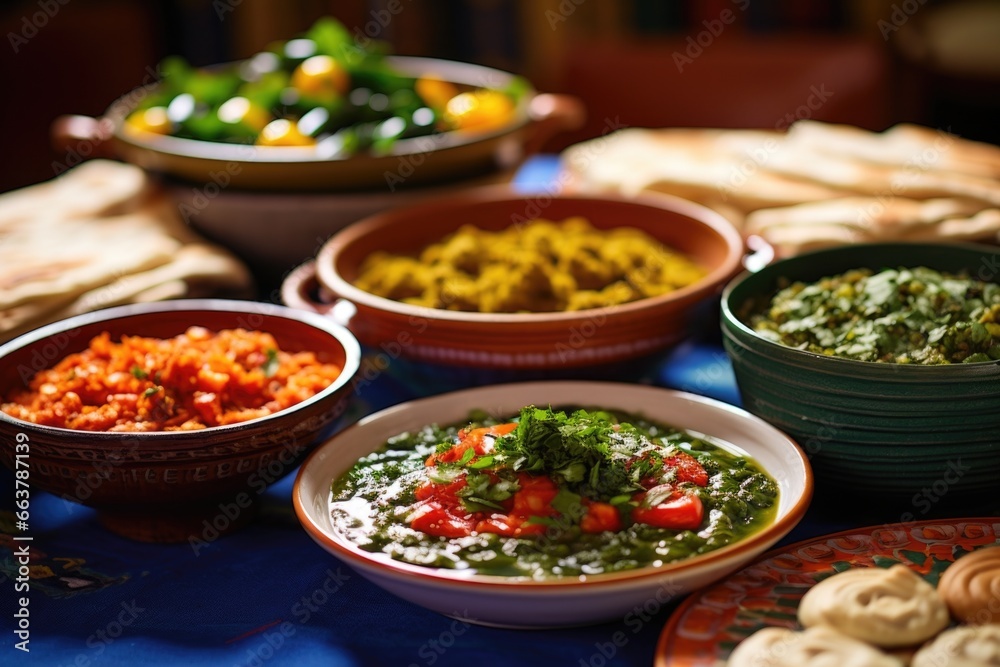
[293,381,812,628]
[283,188,745,382]
[53,57,581,192]
[0,299,361,542]
[721,241,1000,502]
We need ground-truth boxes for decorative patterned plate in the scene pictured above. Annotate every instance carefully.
[655,517,1000,666]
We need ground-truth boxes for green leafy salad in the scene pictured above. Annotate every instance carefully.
[751,267,1000,364]
[330,406,778,578]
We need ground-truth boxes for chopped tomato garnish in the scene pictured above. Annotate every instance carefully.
[511,473,559,516]
[580,500,622,534]
[414,481,436,501]
[475,513,547,537]
[409,477,478,538]
[413,477,468,506]
[474,472,559,537]
[666,452,709,487]
[410,503,478,538]
[426,422,517,466]
[631,488,704,530]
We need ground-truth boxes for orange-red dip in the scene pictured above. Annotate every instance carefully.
[1,327,342,431]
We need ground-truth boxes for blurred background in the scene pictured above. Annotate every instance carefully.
[1,0,999,193]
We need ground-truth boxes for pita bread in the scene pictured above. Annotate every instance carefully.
[788,120,1000,180]
[0,160,253,342]
[0,160,148,231]
[562,121,1000,256]
[562,128,844,214]
[745,197,990,237]
[0,214,178,311]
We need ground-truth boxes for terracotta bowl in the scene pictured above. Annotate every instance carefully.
[283,188,744,382]
[721,242,1000,502]
[0,299,361,542]
[294,381,812,627]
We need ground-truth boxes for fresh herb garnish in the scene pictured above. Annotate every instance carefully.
[494,407,663,500]
[752,267,1000,364]
[262,348,280,377]
[467,455,494,469]
[143,386,160,398]
[457,470,518,513]
[457,448,476,465]
[131,366,148,380]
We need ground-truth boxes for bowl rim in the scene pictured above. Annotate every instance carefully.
[721,241,1000,372]
[313,187,746,324]
[0,298,362,438]
[293,380,814,590]
[109,56,533,165]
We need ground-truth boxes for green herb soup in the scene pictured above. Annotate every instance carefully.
[330,406,778,579]
[750,266,1000,364]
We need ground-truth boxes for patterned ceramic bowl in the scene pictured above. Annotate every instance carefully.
[0,299,360,542]
[721,242,1000,502]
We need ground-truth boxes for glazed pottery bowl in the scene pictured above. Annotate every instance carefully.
[283,187,745,386]
[53,57,582,192]
[0,299,361,542]
[721,242,1000,501]
[294,381,812,628]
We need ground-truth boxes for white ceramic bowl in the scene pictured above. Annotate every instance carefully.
[293,381,812,628]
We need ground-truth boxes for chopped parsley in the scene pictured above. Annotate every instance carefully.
[751,267,1000,364]
[494,407,669,500]
[262,348,280,377]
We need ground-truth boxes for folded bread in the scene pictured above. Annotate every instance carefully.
[562,121,1000,256]
[0,160,253,343]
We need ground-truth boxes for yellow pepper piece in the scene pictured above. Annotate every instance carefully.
[415,74,460,110]
[124,107,172,135]
[217,96,270,132]
[256,119,316,147]
[443,90,515,133]
[292,55,350,99]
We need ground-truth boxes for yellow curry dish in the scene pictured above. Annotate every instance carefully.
[352,217,707,313]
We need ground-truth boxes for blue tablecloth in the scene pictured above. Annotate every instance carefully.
[0,160,870,666]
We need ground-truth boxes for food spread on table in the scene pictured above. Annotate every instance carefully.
[749,266,1000,364]
[1,327,342,431]
[563,121,1000,256]
[329,406,777,577]
[124,17,523,154]
[352,217,707,312]
[6,9,1000,665]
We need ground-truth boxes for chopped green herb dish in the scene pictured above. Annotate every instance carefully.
[330,406,778,578]
[750,267,1000,364]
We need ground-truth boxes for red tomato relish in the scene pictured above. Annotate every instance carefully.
[330,407,778,578]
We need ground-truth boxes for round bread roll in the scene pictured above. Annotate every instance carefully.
[727,625,904,667]
[911,624,1000,667]
[939,546,1000,624]
[798,564,950,647]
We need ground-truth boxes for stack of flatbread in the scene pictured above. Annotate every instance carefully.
[561,120,1000,256]
[0,160,254,343]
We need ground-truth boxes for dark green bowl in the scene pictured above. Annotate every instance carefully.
[721,242,1000,501]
